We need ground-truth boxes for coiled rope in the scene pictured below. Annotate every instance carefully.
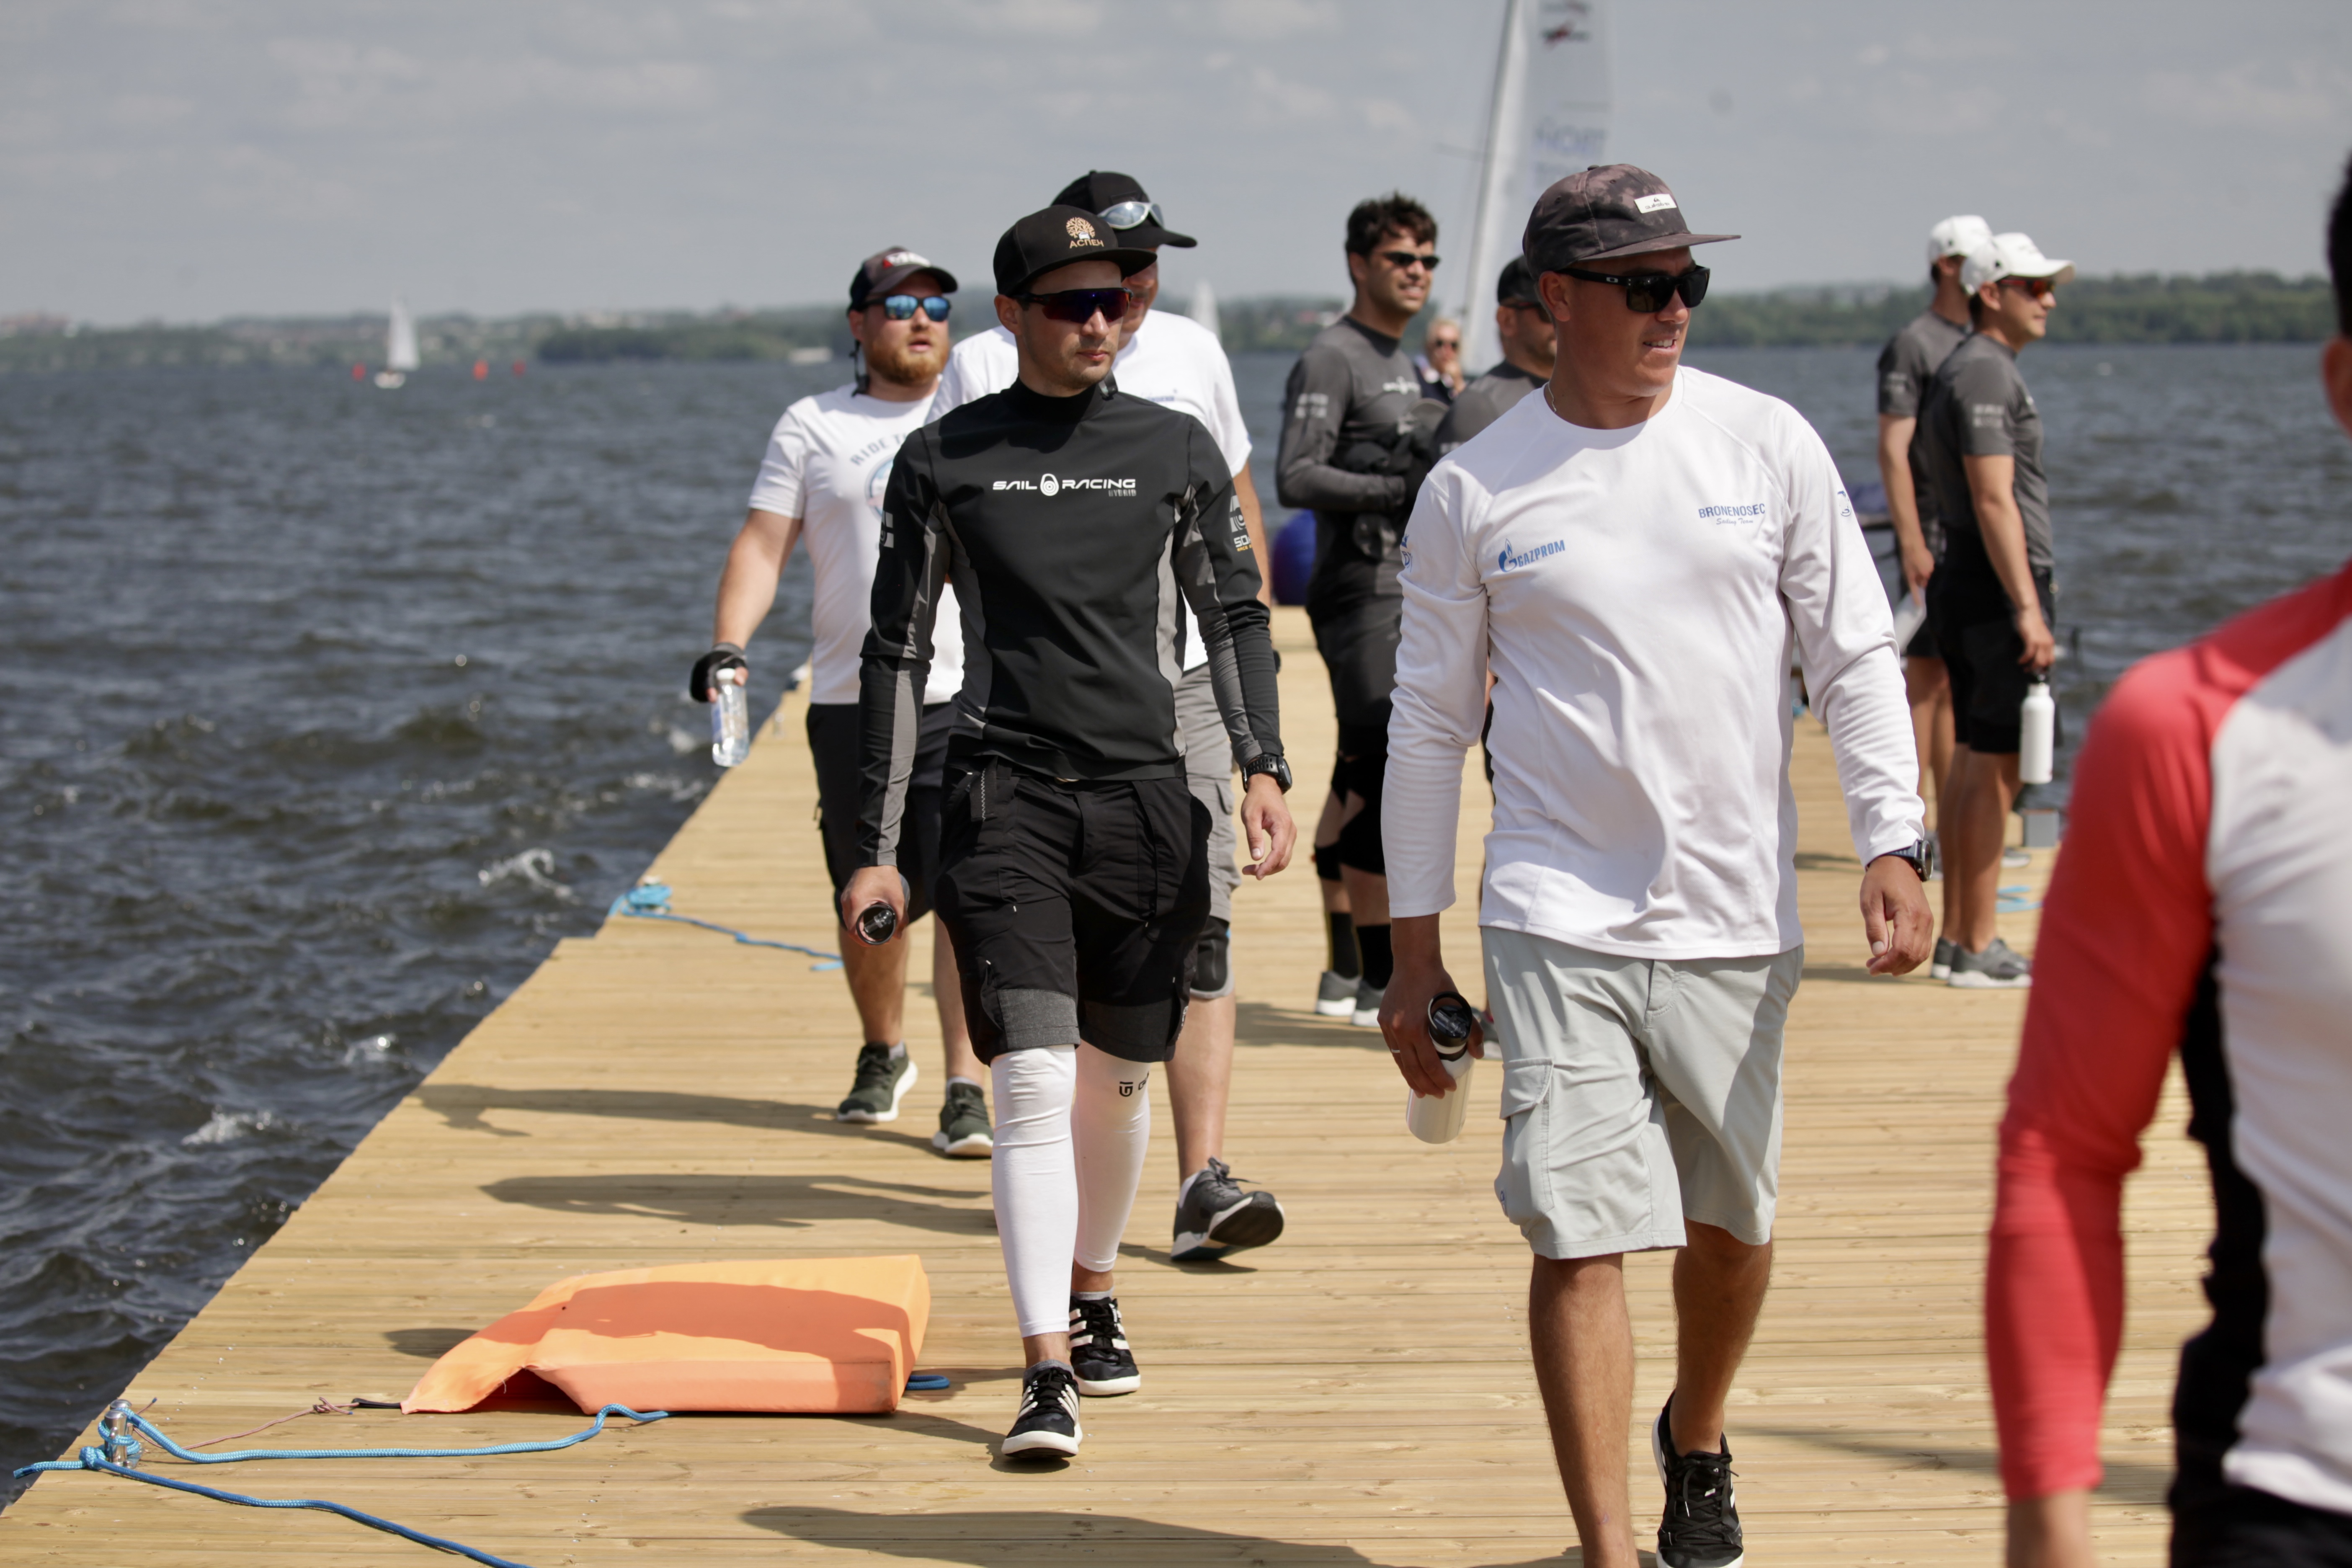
[608,882,841,969]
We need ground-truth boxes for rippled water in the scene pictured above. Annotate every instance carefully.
[3,343,2346,1496]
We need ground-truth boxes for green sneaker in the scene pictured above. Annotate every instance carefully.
[931,1079,993,1158]
[837,1044,917,1123]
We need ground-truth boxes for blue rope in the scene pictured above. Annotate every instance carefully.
[609,883,841,969]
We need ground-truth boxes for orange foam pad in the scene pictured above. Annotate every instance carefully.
[403,1256,928,1415]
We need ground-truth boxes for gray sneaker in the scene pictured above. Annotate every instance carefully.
[1350,978,1384,1028]
[837,1044,917,1122]
[1947,937,2032,989]
[1930,937,1956,980]
[1171,1156,1286,1262]
[931,1079,993,1157]
[1314,969,1359,1017]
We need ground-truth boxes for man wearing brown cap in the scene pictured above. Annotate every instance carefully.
[842,206,1293,1460]
[1381,166,1932,1567]
[691,248,990,1154]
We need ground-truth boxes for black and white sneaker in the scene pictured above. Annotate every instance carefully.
[836,1044,916,1123]
[1314,969,1359,1017]
[1001,1362,1083,1458]
[1067,1296,1141,1395]
[1171,1156,1286,1262]
[1653,1396,1743,1568]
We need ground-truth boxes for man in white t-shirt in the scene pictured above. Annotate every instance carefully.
[931,170,1285,1265]
[690,248,988,1158]
[1380,168,1933,1568]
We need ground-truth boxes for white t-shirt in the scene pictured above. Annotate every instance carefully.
[932,310,1251,671]
[745,386,963,707]
[1385,366,1924,958]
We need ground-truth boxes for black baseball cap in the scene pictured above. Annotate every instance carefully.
[992,205,1160,296]
[847,247,957,309]
[1522,165,1738,272]
[1051,170,1197,250]
[1496,255,1540,306]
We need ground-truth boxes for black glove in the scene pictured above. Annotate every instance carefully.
[689,642,747,703]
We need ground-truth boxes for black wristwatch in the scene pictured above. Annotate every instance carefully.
[1874,840,1929,879]
[1242,753,1292,792]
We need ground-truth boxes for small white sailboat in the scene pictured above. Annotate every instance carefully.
[374,298,419,389]
[1186,279,1221,342]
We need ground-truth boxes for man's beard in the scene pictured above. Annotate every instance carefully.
[866,333,945,385]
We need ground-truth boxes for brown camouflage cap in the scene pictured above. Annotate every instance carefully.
[1522,165,1739,271]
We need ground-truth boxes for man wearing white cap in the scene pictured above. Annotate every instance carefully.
[1875,213,1989,972]
[1916,232,2075,989]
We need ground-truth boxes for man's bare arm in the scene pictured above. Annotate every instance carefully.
[711,508,804,674]
[2005,1490,2093,1568]
[1961,455,2055,669]
[1875,414,1932,598]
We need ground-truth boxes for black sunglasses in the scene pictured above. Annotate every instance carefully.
[1559,263,1710,312]
[1016,286,1138,324]
[1377,248,1440,271]
[871,294,951,321]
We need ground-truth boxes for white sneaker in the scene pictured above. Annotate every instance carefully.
[1314,969,1358,1017]
[1350,978,1384,1028]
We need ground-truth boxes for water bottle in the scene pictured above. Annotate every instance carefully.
[2019,679,2054,786]
[710,667,750,768]
[1406,991,1480,1145]
[855,903,899,946]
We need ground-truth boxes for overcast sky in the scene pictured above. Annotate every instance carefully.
[5,0,2347,325]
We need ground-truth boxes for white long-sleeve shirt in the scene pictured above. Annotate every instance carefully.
[1385,366,1923,959]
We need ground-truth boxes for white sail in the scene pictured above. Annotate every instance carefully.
[1186,279,1221,343]
[385,299,419,373]
[1461,0,1612,371]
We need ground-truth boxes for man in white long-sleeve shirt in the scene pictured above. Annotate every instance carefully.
[1379,165,1934,1568]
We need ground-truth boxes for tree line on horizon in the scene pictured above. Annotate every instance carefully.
[0,272,2332,374]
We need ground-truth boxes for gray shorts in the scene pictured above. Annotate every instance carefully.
[1483,927,1801,1259]
[1173,665,1242,995]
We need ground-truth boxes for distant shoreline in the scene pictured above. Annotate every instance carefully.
[0,271,2331,374]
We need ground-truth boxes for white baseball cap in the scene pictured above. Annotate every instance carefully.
[1927,214,1993,266]
[1961,232,2077,294]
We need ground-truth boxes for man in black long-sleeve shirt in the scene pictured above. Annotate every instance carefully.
[843,206,1294,1461]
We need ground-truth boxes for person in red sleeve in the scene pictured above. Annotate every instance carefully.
[1991,155,2352,1566]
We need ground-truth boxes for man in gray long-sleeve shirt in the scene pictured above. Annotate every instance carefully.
[1274,191,1445,1028]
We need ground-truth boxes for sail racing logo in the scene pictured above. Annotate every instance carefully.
[1497,537,1565,572]
[993,474,1136,498]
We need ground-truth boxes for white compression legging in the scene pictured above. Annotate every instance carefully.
[990,1044,1154,1338]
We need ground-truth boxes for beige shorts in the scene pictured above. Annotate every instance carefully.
[1483,927,1801,1259]
[1173,662,1241,997]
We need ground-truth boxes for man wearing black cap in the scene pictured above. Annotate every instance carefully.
[932,172,1287,1267]
[1435,255,1557,454]
[841,206,1293,1460]
[690,247,991,1157]
[1380,166,1931,1567]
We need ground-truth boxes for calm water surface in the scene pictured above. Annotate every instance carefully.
[3,344,2345,1493]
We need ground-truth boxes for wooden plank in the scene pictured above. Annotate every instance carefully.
[2,607,2208,1565]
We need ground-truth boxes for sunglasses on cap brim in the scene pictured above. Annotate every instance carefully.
[1559,263,1711,313]
[870,294,951,321]
[1098,199,1165,232]
[1016,286,1140,324]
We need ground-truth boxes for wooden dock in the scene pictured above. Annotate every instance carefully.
[5,607,2212,1565]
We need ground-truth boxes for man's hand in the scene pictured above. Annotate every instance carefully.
[1901,538,1935,601]
[1380,915,1484,1099]
[2014,601,2057,672]
[838,865,906,941]
[690,643,748,703]
[1239,773,1296,880]
[1861,854,1935,975]
[2005,1491,2093,1568]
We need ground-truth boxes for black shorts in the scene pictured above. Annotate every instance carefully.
[933,761,1212,1065]
[807,700,952,925]
[1927,541,2055,756]
[1309,597,1402,734]
[1333,729,1387,877]
[2172,1475,2352,1565]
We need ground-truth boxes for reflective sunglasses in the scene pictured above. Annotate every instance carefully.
[1997,275,2058,300]
[1099,199,1165,231]
[872,294,952,321]
[1377,248,1440,272]
[1017,286,1138,324]
[1560,263,1710,312]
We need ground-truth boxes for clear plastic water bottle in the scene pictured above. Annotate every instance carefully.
[1406,992,1480,1145]
[2019,678,2055,786]
[710,667,750,768]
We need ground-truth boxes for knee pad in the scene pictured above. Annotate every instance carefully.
[1337,797,1387,876]
[1313,843,1343,883]
[1190,917,1233,1000]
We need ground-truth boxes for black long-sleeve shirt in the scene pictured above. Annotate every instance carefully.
[857,377,1282,867]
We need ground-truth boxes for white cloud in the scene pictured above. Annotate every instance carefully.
[2143,62,2352,133]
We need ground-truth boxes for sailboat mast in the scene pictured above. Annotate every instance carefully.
[1461,0,1530,372]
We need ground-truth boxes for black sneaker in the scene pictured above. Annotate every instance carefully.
[1653,1396,1743,1568]
[931,1079,993,1157]
[836,1044,916,1123]
[1001,1362,1082,1458]
[1171,1156,1286,1262]
[1068,1296,1141,1395]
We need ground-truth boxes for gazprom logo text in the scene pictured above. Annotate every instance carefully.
[1497,538,1565,572]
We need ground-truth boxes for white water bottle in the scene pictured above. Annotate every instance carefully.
[1406,992,1480,1144]
[2019,678,2054,786]
[710,667,750,768]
